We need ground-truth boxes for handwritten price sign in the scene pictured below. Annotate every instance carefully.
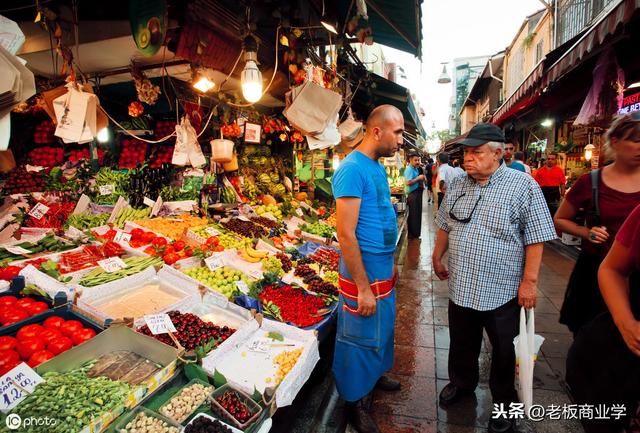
[144,314,177,335]
[235,281,249,294]
[113,230,132,244]
[99,184,115,196]
[28,203,49,220]
[0,363,44,413]
[97,257,127,273]
[204,254,224,271]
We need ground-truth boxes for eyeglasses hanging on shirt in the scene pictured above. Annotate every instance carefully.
[449,193,482,223]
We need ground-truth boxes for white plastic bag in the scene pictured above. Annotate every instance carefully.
[513,307,545,413]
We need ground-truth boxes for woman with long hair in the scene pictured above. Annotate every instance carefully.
[554,112,640,335]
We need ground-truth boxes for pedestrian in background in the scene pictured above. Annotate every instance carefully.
[534,153,566,215]
[432,123,556,433]
[405,153,425,239]
[555,112,640,335]
[425,157,435,204]
[452,159,465,177]
[503,142,526,172]
[332,105,403,433]
[514,151,531,175]
[566,203,640,433]
[436,152,457,207]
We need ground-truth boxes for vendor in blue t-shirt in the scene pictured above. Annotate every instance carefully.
[332,105,403,433]
[405,153,425,239]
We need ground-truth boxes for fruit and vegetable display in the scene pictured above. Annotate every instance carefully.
[182,266,249,299]
[212,389,258,426]
[0,234,76,263]
[273,347,303,384]
[137,311,235,351]
[87,351,160,385]
[185,416,235,433]
[300,222,335,238]
[94,167,130,205]
[238,245,267,263]
[222,218,267,239]
[261,256,285,276]
[7,362,130,433]
[309,248,340,272]
[23,201,76,230]
[134,215,208,240]
[258,284,327,328]
[28,146,64,167]
[2,166,46,194]
[0,295,50,328]
[118,138,148,169]
[159,382,213,422]
[119,411,180,433]
[0,317,98,371]
[57,241,124,274]
[65,211,110,231]
[78,256,163,287]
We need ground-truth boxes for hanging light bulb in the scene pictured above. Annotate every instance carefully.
[584,144,595,161]
[437,63,451,84]
[97,127,110,143]
[241,35,262,103]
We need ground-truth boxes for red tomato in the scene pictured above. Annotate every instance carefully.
[1,309,29,326]
[43,316,65,330]
[47,337,72,355]
[162,253,180,265]
[206,236,220,247]
[142,232,156,243]
[16,324,44,341]
[0,350,19,366]
[60,320,83,337]
[172,241,185,252]
[130,228,144,240]
[0,336,17,351]
[0,296,17,307]
[25,302,49,317]
[214,245,225,252]
[16,338,45,360]
[183,247,194,257]
[0,359,20,376]
[15,298,34,310]
[38,328,62,344]
[151,237,167,247]
[163,245,175,255]
[0,267,21,281]
[27,350,54,367]
[70,328,96,346]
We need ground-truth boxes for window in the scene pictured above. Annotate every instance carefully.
[535,41,544,64]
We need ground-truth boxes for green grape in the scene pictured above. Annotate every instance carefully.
[262,256,284,276]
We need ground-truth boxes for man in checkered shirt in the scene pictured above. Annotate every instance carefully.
[431,123,556,433]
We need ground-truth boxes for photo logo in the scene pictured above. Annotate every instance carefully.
[6,414,21,430]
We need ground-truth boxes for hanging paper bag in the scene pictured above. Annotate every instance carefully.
[172,118,189,166]
[78,93,98,144]
[513,307,545,413]
[53,85,91,142]
[284,81,343,135]
[182,116,206,168]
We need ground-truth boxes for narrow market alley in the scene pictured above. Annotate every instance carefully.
[364,204,584,433]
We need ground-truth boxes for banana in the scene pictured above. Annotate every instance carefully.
[240,250,261,263]
[246,246,268,259]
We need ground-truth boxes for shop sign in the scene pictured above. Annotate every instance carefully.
[619,92,640,114]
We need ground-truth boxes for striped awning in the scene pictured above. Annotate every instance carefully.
[491,61,544,126]
[542,0,640,88]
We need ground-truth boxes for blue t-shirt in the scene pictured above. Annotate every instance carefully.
[332,151,398,254]
[404,165,420,193]
[507,160,526,172]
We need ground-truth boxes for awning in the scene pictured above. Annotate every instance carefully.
[337,0,423,57]
[443,132,468,156]
[491,61,544,125]
[351,73,426,137]
[542,0,640,88]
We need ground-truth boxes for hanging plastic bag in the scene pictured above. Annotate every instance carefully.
[172,117,189,166]
[182,116,206,168]
[513,307,545,413]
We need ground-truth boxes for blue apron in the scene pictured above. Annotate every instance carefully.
[332,252,396,402]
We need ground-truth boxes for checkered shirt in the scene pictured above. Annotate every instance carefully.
[436,163,557,311]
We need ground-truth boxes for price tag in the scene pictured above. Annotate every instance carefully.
[99,184,115,196]
[144,314,177,335]
[0,363,44,413]
[72,194,91,215]
[295,208,304,217]
[4,245,32,255]
[151,196,164,217]
[205,227,220,237]
[238,215,250,222]
[113,230,132,244]
[143,197,155,207]
[97,257,127,273]
[204,254,224,271]
[235,280,249,294]
[28,203,49,220]
[248,269,262,280]
[246,337,270,353]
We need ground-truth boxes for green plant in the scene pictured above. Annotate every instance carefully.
[523,32,537,49]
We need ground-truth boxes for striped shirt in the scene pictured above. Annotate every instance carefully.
[436,163,557,311]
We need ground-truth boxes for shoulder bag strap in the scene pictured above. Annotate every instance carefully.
[590,169,601,226]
